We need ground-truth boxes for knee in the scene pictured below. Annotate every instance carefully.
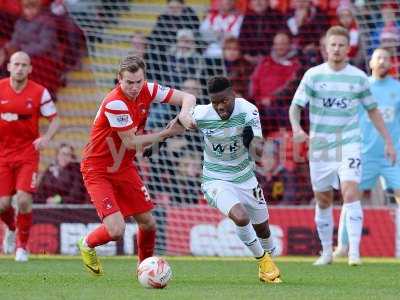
[107,221,126,240]
[342,189,359,203]
[139,217,156,231]
[0,197,11,212]
[16,192,32,213]
[230,207,250,227]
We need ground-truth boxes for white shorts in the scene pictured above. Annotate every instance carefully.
[201,180,269,224]
[309,147,361,192]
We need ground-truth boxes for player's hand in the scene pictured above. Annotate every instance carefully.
[143,141,167,158]
[178,112,196,130]
[164,117,185,138]
[385,142,397,165]
[33,135,50,150]
[292,128,308,143]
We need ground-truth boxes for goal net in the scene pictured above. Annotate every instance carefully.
[0,0,398,258]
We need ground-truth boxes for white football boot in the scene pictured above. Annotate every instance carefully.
[313,253,333,266]
[15,248,29,262]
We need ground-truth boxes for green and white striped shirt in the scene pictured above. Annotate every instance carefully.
[292,63,377,152]
[193,98,262,188]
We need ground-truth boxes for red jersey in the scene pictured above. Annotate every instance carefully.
[0,78,57,160]
[81,82,174,173]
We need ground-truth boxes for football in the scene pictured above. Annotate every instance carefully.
[137,256,172,289]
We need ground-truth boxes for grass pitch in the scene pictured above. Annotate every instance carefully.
[0,256,398,300]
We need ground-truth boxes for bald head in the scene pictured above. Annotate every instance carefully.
[10,51,31,65]
[370,48,391,79]
[7,51,32,82]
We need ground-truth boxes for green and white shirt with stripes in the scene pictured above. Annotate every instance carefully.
[193,98,262,189]
[292,63,377,154]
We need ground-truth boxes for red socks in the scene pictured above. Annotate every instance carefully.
[0,206,16,231]
[16,212,32,249]
[86,224,113,248]
[137,228,156,263]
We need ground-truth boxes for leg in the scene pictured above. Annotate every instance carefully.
[203,181,280,283]
[313,189,334,266]
[77,174,122,275]
[133,211,156,264]
[0,196,16,254]
[341,181,363,266]
[393,189,400,258]
[78,211,125,276]
[0,161,17,253]
[253,220,275,255]
[229,203,281,283]
[333,203,349,259]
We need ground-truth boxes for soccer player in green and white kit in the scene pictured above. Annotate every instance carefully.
[289,26,397,266]
[191,76,281,283]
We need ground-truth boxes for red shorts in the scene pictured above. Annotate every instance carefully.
[0,159,38,196]
[82,166,154,220]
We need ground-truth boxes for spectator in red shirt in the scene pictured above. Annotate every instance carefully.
[250,32,299,108]
[200,0,244,58]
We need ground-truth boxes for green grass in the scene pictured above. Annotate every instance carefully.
[0,256,399,300]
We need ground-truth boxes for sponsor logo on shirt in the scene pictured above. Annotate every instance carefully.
[116,114,130,126]
[0,113,18,122]
[26,98,33,109]
[102,197,113,210]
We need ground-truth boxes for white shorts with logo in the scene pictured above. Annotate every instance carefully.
[309,146,361,192]
[201,180,269,224]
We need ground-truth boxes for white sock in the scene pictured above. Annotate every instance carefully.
[259,236,275,255]
[315,204,333,256]
[236,223,265,258]
[344,201,363,258]
[337,206,349,249]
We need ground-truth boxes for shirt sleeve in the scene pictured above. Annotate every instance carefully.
[40,88,57,118]
[104,100,134,131]
[359,76,378,111]
[245,105,262,138]
[147,82,174,103]
[292,70,312,108]
[191,105,199,127]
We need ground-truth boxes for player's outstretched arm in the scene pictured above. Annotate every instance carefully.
[367,108,397,164]
[167,89,196,130]
[118,117,185,150]
[33,116,61,150]
[289,103,308,143]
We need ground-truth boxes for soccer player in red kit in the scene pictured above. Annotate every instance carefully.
[0,51,60,261]
[78,55,196,275]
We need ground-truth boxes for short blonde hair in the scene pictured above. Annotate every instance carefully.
[326,26,350,43]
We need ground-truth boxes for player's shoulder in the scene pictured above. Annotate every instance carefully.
[346,64,368,78]
[102,87,129,110]
[193,103,214,120]
[0,77,9,87]
[235,97,258,112]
